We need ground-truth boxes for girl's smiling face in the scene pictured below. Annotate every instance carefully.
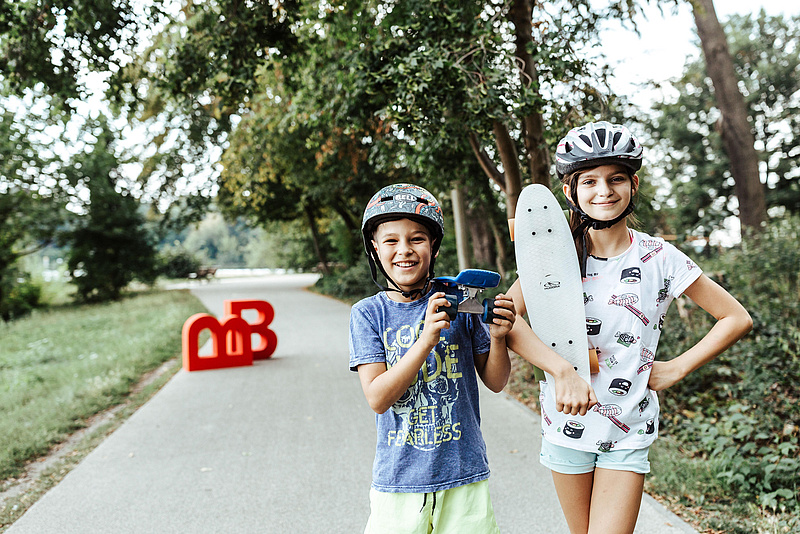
[565,164,639,223]
[371,218,435,297]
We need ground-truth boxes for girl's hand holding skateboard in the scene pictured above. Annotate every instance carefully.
[553,363,598,416]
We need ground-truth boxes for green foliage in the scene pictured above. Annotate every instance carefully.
[60,117,158,302]
[0,0,167,112]
[658,217,800,518]
[112,0,302,219]
[123,0,649,272]
[0,104,70,319]
[0,270,42,322]
[648,11,800,236]
[156,246,202,279]
[313,262,376,303]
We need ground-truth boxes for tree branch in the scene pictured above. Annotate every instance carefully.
[468,131,505,193]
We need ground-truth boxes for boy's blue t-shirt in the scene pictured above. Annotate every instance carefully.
[349,286,493,493]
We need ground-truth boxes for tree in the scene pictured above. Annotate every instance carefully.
[337,0,623,215]
[1,0,171,307]
[691,0,767,229]
[0,0,167,112]
[0,105,69,317]
[60,116,158,302]
[649,10,800,236]
[139,1,644,270]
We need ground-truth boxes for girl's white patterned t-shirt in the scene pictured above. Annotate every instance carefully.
[539,229,702,453]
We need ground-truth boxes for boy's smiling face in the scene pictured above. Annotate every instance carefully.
[371,218,435,300]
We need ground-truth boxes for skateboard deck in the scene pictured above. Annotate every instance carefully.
[513,184,591,384]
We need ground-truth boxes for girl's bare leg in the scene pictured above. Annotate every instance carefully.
[588,468,644,534]
[551,469,644,534]
[551,471,594,534]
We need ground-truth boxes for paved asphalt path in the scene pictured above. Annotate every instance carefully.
[8,275,697,533]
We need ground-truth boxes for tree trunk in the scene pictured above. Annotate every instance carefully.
[304,202,330,276]
[510,0,550,189]
[451,186,470,271]
[488,218,508,279]
[493,120,523,219]
[467,215,494,269]
[692,0,767,230]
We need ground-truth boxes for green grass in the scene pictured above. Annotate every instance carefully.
[0,289,207,482]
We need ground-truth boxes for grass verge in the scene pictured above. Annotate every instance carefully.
[0,359,181,531]
[0,288,207,530]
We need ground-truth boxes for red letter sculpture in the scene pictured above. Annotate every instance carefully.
[224,300,278,360]
[181,299,278,372]
[182,314,253,372]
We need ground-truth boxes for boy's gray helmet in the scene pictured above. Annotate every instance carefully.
[555,121,643,180]
[361,184,444,298]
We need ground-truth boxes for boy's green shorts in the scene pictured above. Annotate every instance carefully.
[364,479,500,534]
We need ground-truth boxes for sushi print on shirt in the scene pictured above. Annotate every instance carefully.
[539,229,702,453]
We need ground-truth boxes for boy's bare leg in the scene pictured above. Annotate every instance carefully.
[588,469,644,534]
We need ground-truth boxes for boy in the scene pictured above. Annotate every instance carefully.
[349,183,516,533]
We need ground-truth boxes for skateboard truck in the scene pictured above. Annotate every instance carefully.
[433,269,504,324]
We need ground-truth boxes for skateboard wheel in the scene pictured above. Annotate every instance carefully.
[437,295,458,321]
[481,298,500,324]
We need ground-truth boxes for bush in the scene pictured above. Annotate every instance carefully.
[313,262,376,303]
[0,272,42,322]
[157,247,202,279]
[658,216,800,519]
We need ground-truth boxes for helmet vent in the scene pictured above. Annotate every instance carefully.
[596,128,606,146]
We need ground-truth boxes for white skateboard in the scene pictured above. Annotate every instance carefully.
[511,184,592,385]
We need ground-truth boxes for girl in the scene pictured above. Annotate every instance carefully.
[506,121,752,534]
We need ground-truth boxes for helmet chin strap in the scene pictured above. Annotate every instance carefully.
[367,252,435,300]
[566,199,635,279]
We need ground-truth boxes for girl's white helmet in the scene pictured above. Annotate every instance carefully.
[555,121,643,180]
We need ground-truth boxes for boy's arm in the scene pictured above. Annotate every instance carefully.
[505,279,597,416]
[357,292,453,414]
[474,293,514,393]
[649,274,752,391]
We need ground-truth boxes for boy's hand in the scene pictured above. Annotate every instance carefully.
[420,292,451,348]
[488,293,516,339]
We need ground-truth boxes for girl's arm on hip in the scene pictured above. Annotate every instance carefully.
[649,273,752,391]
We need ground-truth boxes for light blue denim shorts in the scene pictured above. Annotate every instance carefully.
[540,439,651,475]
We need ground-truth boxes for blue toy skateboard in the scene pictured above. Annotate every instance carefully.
[434,269,503,324]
